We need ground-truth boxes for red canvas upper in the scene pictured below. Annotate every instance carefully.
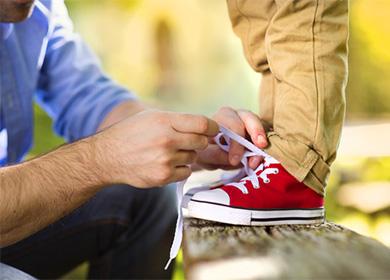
[220,163,324,209]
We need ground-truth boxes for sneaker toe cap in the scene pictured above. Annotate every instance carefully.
[191,189,230,205]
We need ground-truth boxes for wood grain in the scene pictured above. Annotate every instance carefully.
[182,218,390,280]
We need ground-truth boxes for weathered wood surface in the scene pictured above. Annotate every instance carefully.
[183,218,390,280]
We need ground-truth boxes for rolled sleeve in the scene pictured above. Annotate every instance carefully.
[36,0,136,142]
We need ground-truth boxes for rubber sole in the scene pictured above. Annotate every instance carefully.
[182,186,212,210]
[188,199,325,226]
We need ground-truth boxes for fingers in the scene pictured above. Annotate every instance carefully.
[197,144,231,167]
[174,133,209,151]
[171,114,219,137]
[172,151,198,166]
[236,110,268,148]
[199,162,238,171]
[248,156,264,169]
[171,166,192,182]
[213,107,245,166]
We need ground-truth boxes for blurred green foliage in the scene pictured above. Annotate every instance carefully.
[326,157,390,220]
[28,105,63,158]
[347,0,390,118]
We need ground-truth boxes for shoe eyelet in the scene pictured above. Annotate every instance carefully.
[263,178,270,184]
[274,169,279,174]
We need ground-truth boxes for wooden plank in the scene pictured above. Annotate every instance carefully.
[183,218,390,280]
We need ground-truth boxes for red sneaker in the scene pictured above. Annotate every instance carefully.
[182,169,245,211]
[188,155,324,225]
[165,127,324,269]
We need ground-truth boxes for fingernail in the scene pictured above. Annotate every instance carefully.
[231,155,241,166]
[257,135,267,146]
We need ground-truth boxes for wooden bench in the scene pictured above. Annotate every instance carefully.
[182,218,390,280]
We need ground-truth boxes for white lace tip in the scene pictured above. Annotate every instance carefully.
[164,258,173,270]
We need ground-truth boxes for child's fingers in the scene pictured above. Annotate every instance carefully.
[213,107,246,166]
[237,109,268,148]
[248,156,264,169]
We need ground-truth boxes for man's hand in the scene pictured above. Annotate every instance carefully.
[0,109,218,247]
[196,107,268,170]
[95,110,219,188]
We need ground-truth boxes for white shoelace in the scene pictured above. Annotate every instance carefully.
[214,127,279,193]
[164,126,276,269]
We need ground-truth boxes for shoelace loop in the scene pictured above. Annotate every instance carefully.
[227,159,279,193]
[215,128,279,193]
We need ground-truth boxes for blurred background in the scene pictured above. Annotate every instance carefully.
[28,0,390,279]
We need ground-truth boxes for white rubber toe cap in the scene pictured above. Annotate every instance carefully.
[191,189,230,205]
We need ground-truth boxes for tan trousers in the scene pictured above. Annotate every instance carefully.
[227,0,349,195]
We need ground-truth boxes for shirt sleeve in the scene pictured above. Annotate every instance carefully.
[36,0,137,142]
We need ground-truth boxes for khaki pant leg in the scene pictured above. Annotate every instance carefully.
[227,0,349,195]
[226,0,278,137]
[226,0,277,73]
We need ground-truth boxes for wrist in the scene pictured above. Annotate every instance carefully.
[98,100,147,131]
[81,134,111,187]
[87,129,130,187]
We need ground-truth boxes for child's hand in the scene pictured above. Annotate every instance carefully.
[196,107,268,170]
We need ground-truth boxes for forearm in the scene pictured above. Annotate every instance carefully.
[0,136,105,247]
[98,100,148,131]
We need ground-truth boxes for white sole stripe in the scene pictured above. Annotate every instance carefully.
[188,200,325,226]
[252,209,324,219]
[191,198,324,212]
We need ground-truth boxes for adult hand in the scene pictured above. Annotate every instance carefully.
[95,110,219,188]
[196,107,268,170]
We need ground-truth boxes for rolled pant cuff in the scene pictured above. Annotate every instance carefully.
[264,132,330,196]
